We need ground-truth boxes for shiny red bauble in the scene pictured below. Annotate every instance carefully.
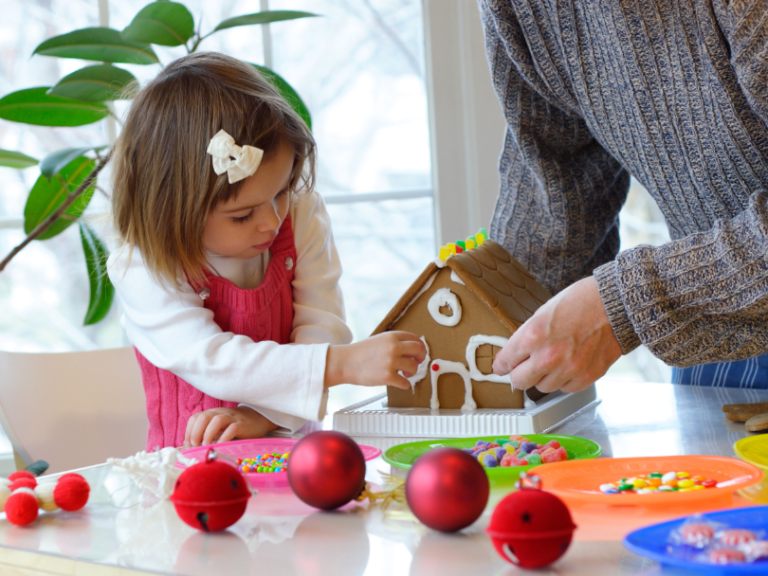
[287,431,366,510]
[405,447,489,532]
[487,485,576,568]
[170,450,251,532]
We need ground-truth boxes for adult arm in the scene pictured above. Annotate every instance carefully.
[478,0,630,295]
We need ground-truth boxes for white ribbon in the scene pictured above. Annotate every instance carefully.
[206,129,264,184]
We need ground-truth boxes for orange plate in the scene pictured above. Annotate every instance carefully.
[530,455,762,507]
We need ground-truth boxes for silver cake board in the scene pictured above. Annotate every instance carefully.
[332,385,599,438]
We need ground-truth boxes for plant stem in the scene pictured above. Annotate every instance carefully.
[0,151,112,273]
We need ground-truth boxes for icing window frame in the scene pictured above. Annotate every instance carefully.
[465,335,509,384]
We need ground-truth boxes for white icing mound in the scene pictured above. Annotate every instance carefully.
[428,288,462,326]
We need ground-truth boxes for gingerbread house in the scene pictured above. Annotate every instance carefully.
[372,232,551,411]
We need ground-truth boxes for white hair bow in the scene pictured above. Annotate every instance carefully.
[206,129,264,184]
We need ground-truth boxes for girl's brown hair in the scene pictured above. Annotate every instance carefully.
[111,51,316,287]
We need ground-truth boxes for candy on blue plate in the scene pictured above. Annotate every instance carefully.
[624,506,768,575]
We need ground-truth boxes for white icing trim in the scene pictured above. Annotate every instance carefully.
[429,359,477,411]
[428,288,462,326]
[465,335,509,383]
[392,271,437,325]
[404,336,430,394]
[450,270,465,285]
[433,257,447,268]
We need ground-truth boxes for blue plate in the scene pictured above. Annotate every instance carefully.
[623,506,768,574]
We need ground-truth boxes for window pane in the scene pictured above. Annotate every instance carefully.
[269,0,431,196]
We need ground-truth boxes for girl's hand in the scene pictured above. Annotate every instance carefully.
[492,276,622,394]
[184,406,278,447]
[326,331,427,390]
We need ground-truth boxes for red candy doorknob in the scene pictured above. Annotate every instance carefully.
[170,449,251,532]
[405,447,489,532]
[287,431,366,510]
[487,473,576,568]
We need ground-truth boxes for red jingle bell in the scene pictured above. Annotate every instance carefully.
[487,473,576,568]
[287,431,366,510]
[170,448,251,532]
[405,447,489,532]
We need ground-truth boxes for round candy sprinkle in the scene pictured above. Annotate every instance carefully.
[462,436,570,469]
[599,472,718,495]
[237,452,290,474]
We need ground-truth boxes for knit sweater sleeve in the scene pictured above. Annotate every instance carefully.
[715,0,768,130]
[595,192,768,365]
[593,1,768,364]
[479,0,631,296]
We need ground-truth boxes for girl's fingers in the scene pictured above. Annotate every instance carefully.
[202,415,227,446]
[396,357,419,378]
[399,340,427,362]
[189,413,214,447]
[183,414,199,447]
[390,331,424,343]
[388,373,413,390]
[217,422,239,444]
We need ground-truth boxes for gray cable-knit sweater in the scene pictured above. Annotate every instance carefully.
[479,0,768,367]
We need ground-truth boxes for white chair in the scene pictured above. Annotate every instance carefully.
[0,347,148,474]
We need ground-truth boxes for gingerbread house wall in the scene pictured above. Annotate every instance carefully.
[386,266,524,410]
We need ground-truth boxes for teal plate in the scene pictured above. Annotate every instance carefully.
[383,434,602,485]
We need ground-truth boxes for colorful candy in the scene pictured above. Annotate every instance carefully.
[600,471,718,494]
[461,436,569,468]
[237,452,290,474]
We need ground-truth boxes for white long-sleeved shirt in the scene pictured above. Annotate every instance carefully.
[107,190,352,432]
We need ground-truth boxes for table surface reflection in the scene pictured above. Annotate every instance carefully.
[0,380,765,576]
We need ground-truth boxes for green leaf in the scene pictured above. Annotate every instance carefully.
[48,65,137,102]
[80,222,114,325]
[0,149,38,169]
[33,28,158,65]
[24,157,96,240]
[0,88,109,127]
[40,146,107,180]
[213,10,319,32]
[122,2,195,47]
[251,64,312,130]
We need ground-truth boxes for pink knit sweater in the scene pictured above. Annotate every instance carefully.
[135,217,297,449]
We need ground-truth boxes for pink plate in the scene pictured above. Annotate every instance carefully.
[178,438,382,489]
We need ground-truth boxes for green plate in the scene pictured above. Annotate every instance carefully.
[383,434,602,485]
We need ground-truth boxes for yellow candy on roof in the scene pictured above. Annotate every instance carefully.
[437,228,488,262]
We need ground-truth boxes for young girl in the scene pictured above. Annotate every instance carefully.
[108,52,426,450]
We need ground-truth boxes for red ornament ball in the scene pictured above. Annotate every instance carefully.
[53,476,90,511]
[170,450,251,532]
[58,473,86,484]
[487,485,576,568]
[5,489,39,526]
[8,471,36,483]
[10,478,37,491]
[405,447,489,532]
[287,431,366,510]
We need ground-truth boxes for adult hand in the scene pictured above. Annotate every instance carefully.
[492,276,622,393]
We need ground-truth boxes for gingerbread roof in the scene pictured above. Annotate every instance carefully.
[373,239,552,335]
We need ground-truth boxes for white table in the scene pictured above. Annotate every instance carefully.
[0,381,764,576]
